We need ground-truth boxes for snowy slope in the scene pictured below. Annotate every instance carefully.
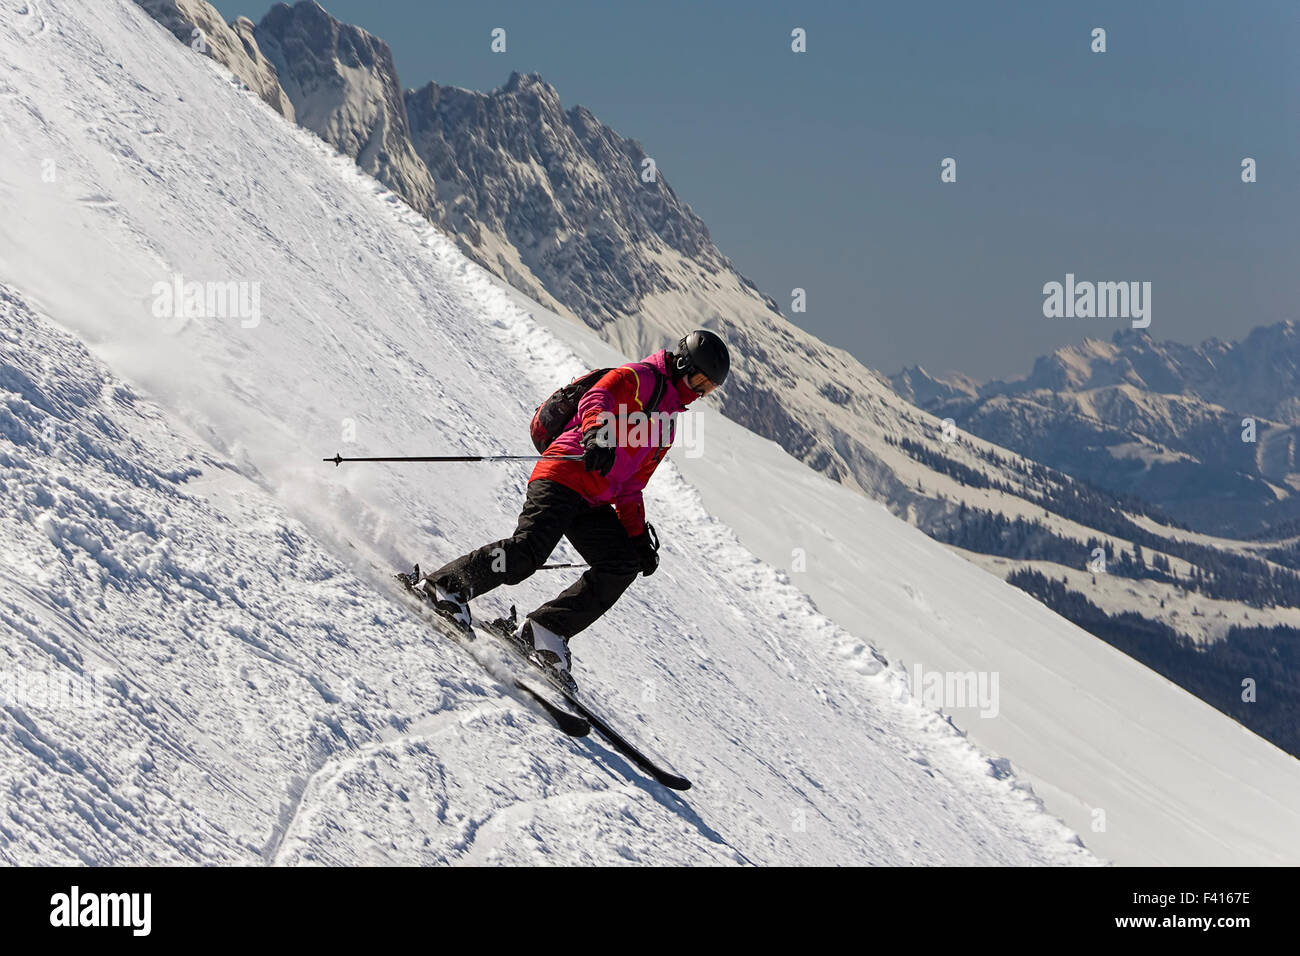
[132,0,1295,742]
[133,0,294,121]
[500,280,1300,867]
[0,0,1096,865]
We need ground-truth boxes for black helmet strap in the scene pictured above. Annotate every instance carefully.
[672,337,692,379]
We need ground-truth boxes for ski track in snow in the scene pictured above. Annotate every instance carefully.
[0,0,1104,865]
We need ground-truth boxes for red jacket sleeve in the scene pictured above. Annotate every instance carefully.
[614,494,646,538]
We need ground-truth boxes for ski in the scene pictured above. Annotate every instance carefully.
[396,565,690,789]
[395,567,591,738]
[507,678,592,738]
[481,609,692,791]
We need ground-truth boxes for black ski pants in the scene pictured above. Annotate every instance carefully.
[426,479,641,639]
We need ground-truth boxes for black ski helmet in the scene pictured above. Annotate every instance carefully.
[673,329,730,387]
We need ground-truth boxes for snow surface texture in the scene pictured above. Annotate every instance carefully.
[502,280,1300,867]
[0,0,1283,866]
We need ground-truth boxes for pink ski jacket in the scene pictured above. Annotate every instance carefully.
[530,349,699,537]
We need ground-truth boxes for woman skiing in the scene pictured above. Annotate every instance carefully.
[415,329,730,685]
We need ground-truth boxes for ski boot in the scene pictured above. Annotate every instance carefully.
[399,564,472,627]
[519,618,578,695]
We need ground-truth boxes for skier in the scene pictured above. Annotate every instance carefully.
[416,329,730,683]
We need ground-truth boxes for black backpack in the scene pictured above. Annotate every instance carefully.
[530,366,667,453]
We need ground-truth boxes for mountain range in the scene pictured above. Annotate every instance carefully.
[892,323,1300,538]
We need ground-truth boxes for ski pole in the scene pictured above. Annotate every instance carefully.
[324,452,582,467]
[538,562,588,570]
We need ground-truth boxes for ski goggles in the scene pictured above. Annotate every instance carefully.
[686,370,718,396]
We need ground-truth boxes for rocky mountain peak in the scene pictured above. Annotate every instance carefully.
[501,70,558,97]
[404,71,728,324]
[253,1,443,223]
[889,365,979,405]
[134,0,295,120]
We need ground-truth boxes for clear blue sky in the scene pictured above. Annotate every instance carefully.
[214,0,1300,380]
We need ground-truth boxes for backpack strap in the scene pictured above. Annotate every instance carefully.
[643,368,673,448]
[646,369,667,415]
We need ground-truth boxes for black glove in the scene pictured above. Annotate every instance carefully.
[632,522,660,577]
[582,427,616,477]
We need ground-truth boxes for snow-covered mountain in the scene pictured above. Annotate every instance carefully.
[403,72,745,325]
[251,0,444,226]
[135,0,294,120]
[894,325,1300,537]
[994,324,1300,425]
